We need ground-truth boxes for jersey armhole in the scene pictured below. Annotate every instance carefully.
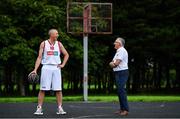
[42,41,45,55]
[58,41,61,53]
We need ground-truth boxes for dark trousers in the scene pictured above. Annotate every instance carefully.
[114,69,129,111]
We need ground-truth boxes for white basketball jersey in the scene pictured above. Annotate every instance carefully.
[41,40,61,65]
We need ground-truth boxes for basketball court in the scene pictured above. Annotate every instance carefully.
[1,2,179,119]
[0,102,180,118]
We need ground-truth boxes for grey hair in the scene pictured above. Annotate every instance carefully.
[117,37,125,47]
[48,29,57,35]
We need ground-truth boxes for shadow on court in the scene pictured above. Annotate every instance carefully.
[0,102,180,118]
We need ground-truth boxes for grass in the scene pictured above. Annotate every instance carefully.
[0,95,180,103]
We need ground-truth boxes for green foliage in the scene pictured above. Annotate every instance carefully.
[70,21,83,32]
[0,0,80,69]
[69,4,83,17]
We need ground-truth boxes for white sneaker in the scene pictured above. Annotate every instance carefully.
[56,106,67,115]
[34,106,43,115]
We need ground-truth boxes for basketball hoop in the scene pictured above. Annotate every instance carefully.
[67,2,112,34]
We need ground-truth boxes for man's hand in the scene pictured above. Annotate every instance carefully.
[57,64,65,68]
[58,42,69,69]
[109,61,116,68]
[30,70,37,74]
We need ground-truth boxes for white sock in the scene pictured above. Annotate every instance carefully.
[58,105,62,109]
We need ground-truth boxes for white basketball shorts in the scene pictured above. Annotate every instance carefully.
[40,65,62,91]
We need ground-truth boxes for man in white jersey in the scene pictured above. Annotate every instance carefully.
[109,37,129,116]
[31,29,69,115]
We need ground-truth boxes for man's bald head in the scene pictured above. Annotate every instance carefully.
[48,29,59,40]
[48,29,58,35]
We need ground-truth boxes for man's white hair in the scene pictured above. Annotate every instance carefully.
[48,29,58,35]
[116,37,125,47]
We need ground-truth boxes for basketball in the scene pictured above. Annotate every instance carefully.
[28,72,39,84]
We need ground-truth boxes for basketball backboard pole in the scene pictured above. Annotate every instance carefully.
[83,4,91,102]
[67,2,112,102]
[83,33,88,102]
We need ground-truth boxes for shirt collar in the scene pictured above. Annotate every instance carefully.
[117,47,123,52]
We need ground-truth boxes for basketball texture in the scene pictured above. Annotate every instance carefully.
[28,73,39,84]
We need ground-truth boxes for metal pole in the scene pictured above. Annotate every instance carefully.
[83,34,88,102]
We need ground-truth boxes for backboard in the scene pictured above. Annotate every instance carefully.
[67,2,112,34]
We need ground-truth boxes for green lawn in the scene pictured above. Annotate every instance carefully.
[0,95,180,103]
